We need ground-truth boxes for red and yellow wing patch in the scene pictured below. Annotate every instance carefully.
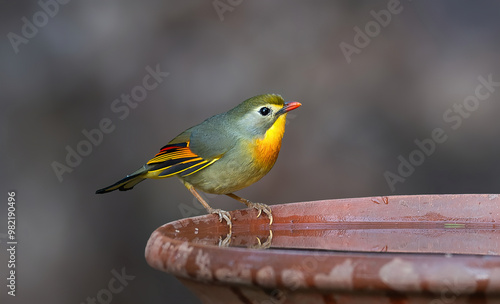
[146,142,218,178]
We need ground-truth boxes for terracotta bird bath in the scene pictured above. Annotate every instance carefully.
[145,194,500,303]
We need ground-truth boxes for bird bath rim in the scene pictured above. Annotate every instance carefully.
[145,194,500,299]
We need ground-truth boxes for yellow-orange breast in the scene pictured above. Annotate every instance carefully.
[252,114,287,170]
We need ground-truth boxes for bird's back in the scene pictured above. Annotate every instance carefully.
[169,112,237,160]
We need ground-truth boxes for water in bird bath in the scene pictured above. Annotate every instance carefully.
[166,219,499,255]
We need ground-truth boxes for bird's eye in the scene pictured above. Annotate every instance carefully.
[258,107,271,116]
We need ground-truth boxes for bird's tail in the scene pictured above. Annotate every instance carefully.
[95,142,217,194]
[95,166,148,194]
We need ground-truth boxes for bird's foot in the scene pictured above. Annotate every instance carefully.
[218,231,232,247]
[247,202,273,225]
[251,230,273,249]
[209,208,232,230]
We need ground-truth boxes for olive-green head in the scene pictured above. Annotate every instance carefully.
[226,94,301,137]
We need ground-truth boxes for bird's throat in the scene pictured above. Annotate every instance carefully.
[253,114,287,168]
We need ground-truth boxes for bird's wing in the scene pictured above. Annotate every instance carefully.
[146,142,220,178]
[147,113,236,178]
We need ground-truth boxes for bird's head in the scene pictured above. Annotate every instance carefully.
[228,94,301,138]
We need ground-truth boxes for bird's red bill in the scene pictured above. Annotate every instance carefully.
[283,101,302,112]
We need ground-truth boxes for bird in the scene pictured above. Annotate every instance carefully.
[96,94,301,229]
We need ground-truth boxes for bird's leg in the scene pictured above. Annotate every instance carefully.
[226,193,273,225]
[183,181,232,230]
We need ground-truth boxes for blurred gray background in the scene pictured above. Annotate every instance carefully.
[2,0,500,303]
